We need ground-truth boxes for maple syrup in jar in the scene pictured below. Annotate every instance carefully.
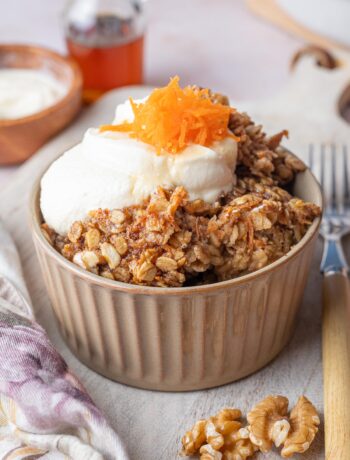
[64,0,145,103]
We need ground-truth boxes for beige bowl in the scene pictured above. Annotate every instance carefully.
[0,44,82,165]
[30,161,322,391]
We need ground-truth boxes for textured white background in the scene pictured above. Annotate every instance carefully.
[0,0,302,189]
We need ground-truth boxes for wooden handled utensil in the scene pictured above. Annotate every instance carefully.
[309,145,350,459]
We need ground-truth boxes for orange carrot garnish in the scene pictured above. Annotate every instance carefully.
[100,76,238,154]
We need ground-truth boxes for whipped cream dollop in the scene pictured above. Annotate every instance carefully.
[0,69,66,119]
[41,98,238,235]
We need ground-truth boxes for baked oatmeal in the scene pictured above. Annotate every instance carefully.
[40,77,320,287]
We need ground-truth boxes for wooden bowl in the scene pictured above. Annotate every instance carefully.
[0,45,82,165]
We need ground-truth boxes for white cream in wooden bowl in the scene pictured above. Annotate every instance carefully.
[0,69,67,119]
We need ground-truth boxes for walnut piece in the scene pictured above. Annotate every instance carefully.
[111,235,128,255]
[200,444,223,460]
[281,396,320,458]
[247,395,290,453]
[181,408,242,457]
[67,221,83,243]
[180,395,319,460]
[110,209,125,224]
[85,228,100,249]
[100,242,121,269]
[222,427,258,460]
[181,419,207,456]
[205,419,225,450]
[181,396,320,460]
[81,250,99,269]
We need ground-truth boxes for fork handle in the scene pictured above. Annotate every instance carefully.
[323,271,350,459]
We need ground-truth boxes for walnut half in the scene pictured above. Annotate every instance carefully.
[247,395,290,453]
[281,396,320,458]
[200,444,223,460]
[222,427,258,460]
[180,408,242,457]
[181,419,207,456]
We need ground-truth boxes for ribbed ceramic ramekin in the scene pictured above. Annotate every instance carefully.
[30,166,322,391]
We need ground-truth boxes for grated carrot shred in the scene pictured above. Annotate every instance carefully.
[100,76,238,154]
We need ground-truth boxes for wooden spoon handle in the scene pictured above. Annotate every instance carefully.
[323,272,350,459]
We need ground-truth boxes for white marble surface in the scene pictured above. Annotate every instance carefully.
[0,0,302,189]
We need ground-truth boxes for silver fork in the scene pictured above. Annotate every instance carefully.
[309,144,350,460]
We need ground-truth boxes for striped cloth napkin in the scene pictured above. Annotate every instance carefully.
[0,220,129,460]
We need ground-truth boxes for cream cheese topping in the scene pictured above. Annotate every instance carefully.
[41,98,238,235]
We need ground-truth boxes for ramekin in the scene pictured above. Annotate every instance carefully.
[30,163,322,391]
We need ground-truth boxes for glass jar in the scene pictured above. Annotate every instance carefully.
[64,0,145,103]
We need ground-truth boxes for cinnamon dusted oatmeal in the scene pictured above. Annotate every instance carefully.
[42,177,319,287]
[40,78,320,287]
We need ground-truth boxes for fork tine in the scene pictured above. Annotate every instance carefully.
[320,144,325,189]
[330,144,337,212]
[308,143,350,219]
[319,144,327,211]
[343,145,350,209]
